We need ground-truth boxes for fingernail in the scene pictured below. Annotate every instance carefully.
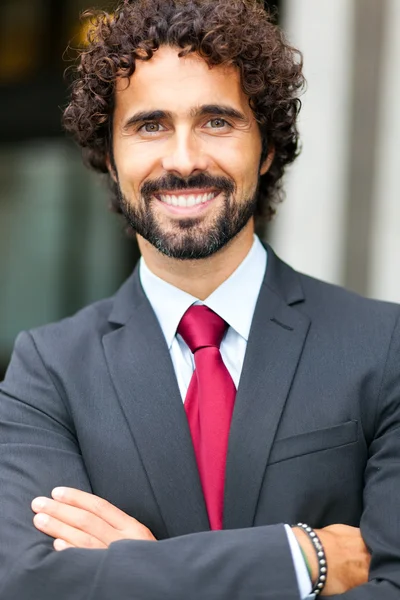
[52,487,66,500]
[34,513,49,527]
[31,497,47,511]
[54,539,68,551]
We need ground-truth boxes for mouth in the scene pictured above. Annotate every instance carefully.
[153,189,220,214]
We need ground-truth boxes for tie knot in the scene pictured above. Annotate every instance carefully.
[177,305,228,353]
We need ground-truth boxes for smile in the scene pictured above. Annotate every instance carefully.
[156,191,219,208]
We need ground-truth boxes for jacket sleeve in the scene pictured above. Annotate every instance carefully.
[0,331,300,600]
[328,311,400,599]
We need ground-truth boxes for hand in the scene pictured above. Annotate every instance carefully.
[293,524,370,596]
[31,487,156,551]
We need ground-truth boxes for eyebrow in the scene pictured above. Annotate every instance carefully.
[122,104,248,130]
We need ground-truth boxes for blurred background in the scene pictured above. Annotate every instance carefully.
[0,0,399,378]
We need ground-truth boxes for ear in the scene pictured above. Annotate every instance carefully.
[106,154,118,183]
[260,146,275,176]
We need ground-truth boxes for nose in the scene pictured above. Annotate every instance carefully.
[161,128,210,177]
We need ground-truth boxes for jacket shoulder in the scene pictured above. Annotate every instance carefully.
[297,270,400,330]
[25,295,117,361]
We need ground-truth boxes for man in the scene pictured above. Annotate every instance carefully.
[0,0,399,598]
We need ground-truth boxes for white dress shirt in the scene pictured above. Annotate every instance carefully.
[139,235,313,599]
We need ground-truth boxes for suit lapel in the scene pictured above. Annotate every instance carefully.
[103,270,209,537]
[104,247,310,535]
[224,248,311,529]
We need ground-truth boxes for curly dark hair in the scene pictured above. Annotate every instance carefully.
[63,0,305,221]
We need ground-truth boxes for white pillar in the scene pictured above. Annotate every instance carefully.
[269,0,355,284]
[368,0,400,302]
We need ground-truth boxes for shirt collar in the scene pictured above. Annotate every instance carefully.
[139,235,267,349]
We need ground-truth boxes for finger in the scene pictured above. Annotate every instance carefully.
[32,497,118,546]
[33,513,107,549]
[53,538,74,551]
[50,488,134,530]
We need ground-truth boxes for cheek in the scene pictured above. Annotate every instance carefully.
[115,144,156,192]
[216,151,260,193]
[213,133,261,173]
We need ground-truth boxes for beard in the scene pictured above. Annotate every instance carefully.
[115,172,258,260]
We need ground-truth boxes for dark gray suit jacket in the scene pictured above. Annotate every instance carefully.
[0,246,400,599]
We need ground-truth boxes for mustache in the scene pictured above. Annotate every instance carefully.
[140,173,236,199]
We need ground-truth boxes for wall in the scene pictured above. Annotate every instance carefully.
[270,0,400,302]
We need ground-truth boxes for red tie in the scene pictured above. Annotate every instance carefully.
[178,305,236,530]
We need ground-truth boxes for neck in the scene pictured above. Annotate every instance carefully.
[137,221,255,300]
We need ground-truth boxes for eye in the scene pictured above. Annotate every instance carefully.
[139,122,165,134]
[207,118,229,129]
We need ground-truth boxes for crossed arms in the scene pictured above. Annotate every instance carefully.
[0,329,400,599]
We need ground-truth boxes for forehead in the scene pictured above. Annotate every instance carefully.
[114,45,250,117]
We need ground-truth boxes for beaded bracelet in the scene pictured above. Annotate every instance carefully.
[296,523,327,596]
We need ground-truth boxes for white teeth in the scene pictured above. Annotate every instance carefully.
[159,192,217,207]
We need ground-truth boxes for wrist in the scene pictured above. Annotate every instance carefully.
[294,524,328,596]
[292,526,319,585]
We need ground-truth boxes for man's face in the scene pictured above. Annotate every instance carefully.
[111,46,270,259]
